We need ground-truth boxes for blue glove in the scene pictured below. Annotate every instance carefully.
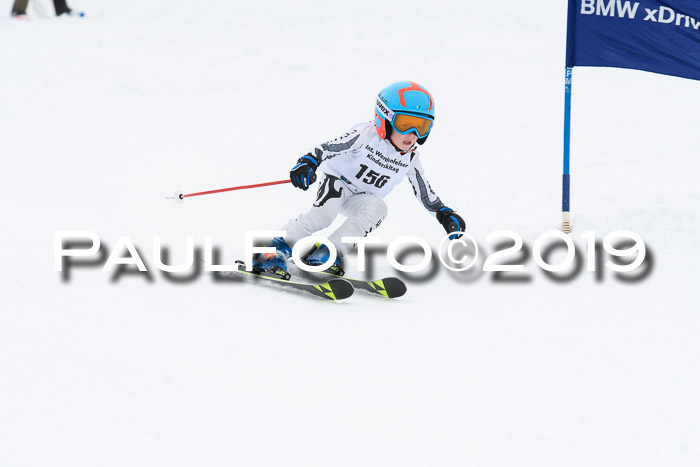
[437,207,465,240]
[290,154,320,191]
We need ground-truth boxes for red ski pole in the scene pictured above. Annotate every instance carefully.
[167,179,291,201]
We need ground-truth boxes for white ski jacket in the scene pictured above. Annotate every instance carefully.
[310,122,448,217]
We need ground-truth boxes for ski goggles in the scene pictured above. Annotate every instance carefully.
[391,113,433,138]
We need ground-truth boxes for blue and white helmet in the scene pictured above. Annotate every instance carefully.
[374,81,435,145]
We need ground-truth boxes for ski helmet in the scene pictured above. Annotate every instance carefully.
[374,81,435,145]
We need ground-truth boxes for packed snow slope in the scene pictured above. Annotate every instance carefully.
[1,1,699,466]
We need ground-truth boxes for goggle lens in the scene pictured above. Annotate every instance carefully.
[392,114,433,137]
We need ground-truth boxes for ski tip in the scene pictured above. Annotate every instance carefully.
[380,277,407,298]
[325,279,354,300]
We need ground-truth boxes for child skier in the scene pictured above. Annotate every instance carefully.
[252,80,466,276]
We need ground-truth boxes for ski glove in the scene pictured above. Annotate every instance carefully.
[437,207,465,240]
[290,153,320,190]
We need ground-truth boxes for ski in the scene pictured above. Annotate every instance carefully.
[298,243,407,298]
[295,268,407,299]
[217,262,354,301]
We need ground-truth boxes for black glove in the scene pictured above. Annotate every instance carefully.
[290,153,319,190]
[437,207,465,240]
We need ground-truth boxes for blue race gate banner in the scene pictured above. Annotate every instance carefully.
[566,0,700,81]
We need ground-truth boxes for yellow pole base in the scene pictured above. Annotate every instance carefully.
[562,212,571,234]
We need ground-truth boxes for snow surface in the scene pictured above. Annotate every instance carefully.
[1,0,699,466]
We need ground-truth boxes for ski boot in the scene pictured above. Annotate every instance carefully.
[251,237,292,280]
[303,243,344,276]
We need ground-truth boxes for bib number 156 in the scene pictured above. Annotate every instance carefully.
[355,164,391,188]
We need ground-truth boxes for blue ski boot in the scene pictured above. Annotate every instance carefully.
[252,237,292,279]
[303,243,344,276]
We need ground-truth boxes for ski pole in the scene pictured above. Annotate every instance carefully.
[167,179,291,201]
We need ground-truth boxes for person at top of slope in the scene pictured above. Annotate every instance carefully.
[11,0,78,17]
[253,80,466,277]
